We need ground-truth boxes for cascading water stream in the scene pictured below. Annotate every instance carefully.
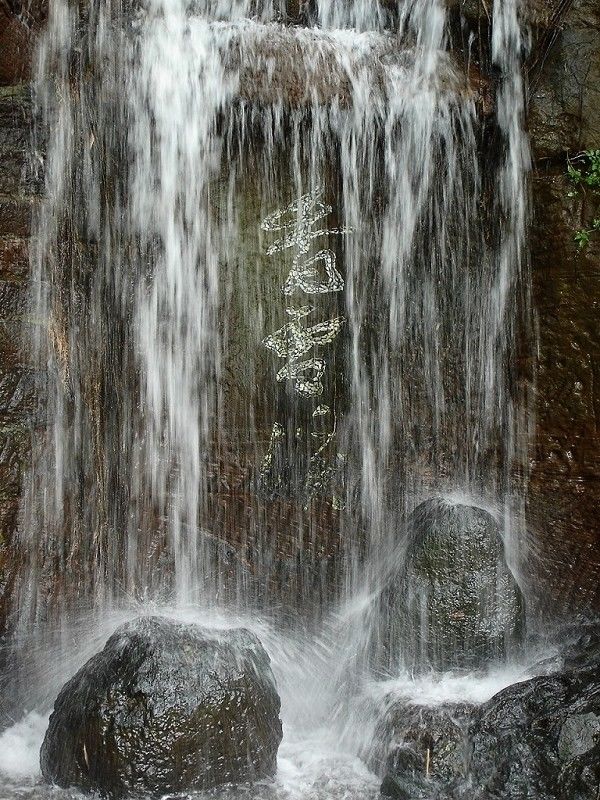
[1,0,533,795]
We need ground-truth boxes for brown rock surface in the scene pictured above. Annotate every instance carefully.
[527,167,600,615]
[528,0,600,160]
[0,4,32,86]
[0,79,37,644]
[525,0,600,615]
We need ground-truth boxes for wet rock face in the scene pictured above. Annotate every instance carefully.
[525,0,600,613]
[523,0,600,615]
[40,616,283,798]
[372,701,470,795]
[468,637,600,799]
[379,499,524,673]
[0,1,47,85]
[376,624,600,800]
[526,169,600,615]
[0,79,40,697]
[528,0,600,159]
[0,4,32,86]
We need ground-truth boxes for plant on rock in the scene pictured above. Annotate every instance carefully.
[567,149,600,249]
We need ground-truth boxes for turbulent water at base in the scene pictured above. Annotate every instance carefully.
[1,0,532,795]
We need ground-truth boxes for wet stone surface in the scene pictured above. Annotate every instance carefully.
[376,499,525,674]
[40,616,283,798]
[372,701,471,795]
[376,623,600,800]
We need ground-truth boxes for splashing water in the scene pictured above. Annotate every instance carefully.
[0,603,546,798]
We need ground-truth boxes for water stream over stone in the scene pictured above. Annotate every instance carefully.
[1,0,539,796]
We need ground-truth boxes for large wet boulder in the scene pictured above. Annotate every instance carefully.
[376,498,525,674]
[467,624,600,800]
[40,616,283,797]
[373,624,600,800]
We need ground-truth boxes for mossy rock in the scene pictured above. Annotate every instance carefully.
[377,498,525,673]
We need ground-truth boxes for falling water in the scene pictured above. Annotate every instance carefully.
[2,0,532,794]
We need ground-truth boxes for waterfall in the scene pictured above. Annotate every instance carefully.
[3,0,532,787]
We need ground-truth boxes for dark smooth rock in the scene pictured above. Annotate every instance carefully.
[371,701,470,786]
[40,616,283,798]
[377,498,524,673]
[380,771,432,800]
[374,623,600,800]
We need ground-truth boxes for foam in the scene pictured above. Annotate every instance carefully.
[0,711,48,780]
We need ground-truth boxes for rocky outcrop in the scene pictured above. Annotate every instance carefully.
[467,626,600,799]
[376,623,600,800]
[375,499,524,674]
[222,23,472,109]
[40,616,283,797]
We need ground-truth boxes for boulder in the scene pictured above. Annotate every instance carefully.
[376,498,525,674]
[380,770,433,800]
[372,624,600,800]
[372,701,470,798]
[466,623,600,800]
[40,616,283,797]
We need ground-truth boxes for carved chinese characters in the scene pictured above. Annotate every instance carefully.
[259,188,350,508]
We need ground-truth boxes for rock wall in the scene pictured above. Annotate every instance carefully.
[526,0,600,615]
[0,0,44,640]
[0,0,598,634]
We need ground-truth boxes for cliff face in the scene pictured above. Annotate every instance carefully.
[0,0,598,630]
[526,0,600,613]
[0,0,42,637]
